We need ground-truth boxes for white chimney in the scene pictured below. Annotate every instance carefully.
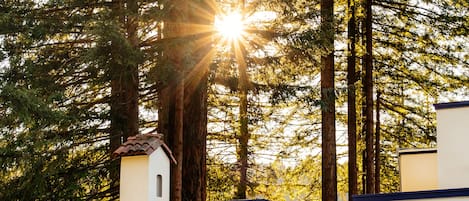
[434,101,469,189]
[398,148,438,192]
[113,134,176,201]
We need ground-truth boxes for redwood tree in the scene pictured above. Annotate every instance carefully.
[109,0,141,194]
[347,0,358,197]
[375,91,381,193]
[157,1,213,201]
[158,1,188,200]
[363,0,375,194]
[182,1,214,200]
[320,0,337,200]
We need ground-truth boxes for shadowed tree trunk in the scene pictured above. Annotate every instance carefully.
[158,1,214,201]
[235,39,250,200]
[182,75,208,201]
[375,91,381,193]
[347,0,358,198]
[320,0,337,200]
[182,1,214,200]
[109,0,140,196]
[233,0,251,199]
[225,1,251,199]
[158,1,188,201]
[363,0,375,193]
[174,71,184,201]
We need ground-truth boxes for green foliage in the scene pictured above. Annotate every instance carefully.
[207,157,237,201]
[0,0,162,200]
[0,0,467,199]
[208,0,467,198]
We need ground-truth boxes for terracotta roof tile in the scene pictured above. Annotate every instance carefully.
[113,133,176,164]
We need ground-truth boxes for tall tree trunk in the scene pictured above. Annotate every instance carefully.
[362,151,366,194]
[174,73,184,201]
[320,0,337,200]
[159,1,213,200]
[230,1,250,198]
[347,0,358,198]
[234,0,251,199]
[123,0,139,141]
[363,0,375,193]
[159,1,188,200]
[108,0,123,196]
[374,91,381,193]
[182,1,213,200]
[109,0,139,197]
[157,81,179,200]
[236,81,249,199]
[235,42,249,199]
[182,76,208,201]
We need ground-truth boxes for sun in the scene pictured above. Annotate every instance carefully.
[215,12,245,40]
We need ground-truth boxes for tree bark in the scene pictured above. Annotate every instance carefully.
[224,1,250,198]
[235,41,249,200]
[174,74,184,201]
[159,1,188,200]
[109,0,139,196]
[124,0,139,141]
[375,92,381,193]
[182,77,208,201]
[181,1,213,200]
[320,0,337,200]
[347,0,358,198]
[363,0,375,194]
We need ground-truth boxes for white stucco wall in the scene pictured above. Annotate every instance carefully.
[120,148,171,201]
[399,151,438,192]
[436,106,469,189]
[120,155,149,201]
[148,148,171,201]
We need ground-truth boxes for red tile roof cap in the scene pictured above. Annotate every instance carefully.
[113,133,176,164]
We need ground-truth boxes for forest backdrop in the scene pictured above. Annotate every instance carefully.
[0,0,468,200]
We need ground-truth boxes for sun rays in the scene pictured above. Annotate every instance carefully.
[215,12,245,41]
[154,1,271,94]
[211,8,272,62]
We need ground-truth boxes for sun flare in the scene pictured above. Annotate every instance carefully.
[215,12,245,40]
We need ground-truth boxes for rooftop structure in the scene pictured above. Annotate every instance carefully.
[354,101,469,201]
[114,133,175,201]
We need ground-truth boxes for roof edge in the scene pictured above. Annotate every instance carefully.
[398,148,437,155]
[112,133,177,165]
[159,143,177,165]
[353,187,469,201]
[434,101,469,110]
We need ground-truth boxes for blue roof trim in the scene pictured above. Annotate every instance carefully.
[434,101,469,110]
[353,188,469,201]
